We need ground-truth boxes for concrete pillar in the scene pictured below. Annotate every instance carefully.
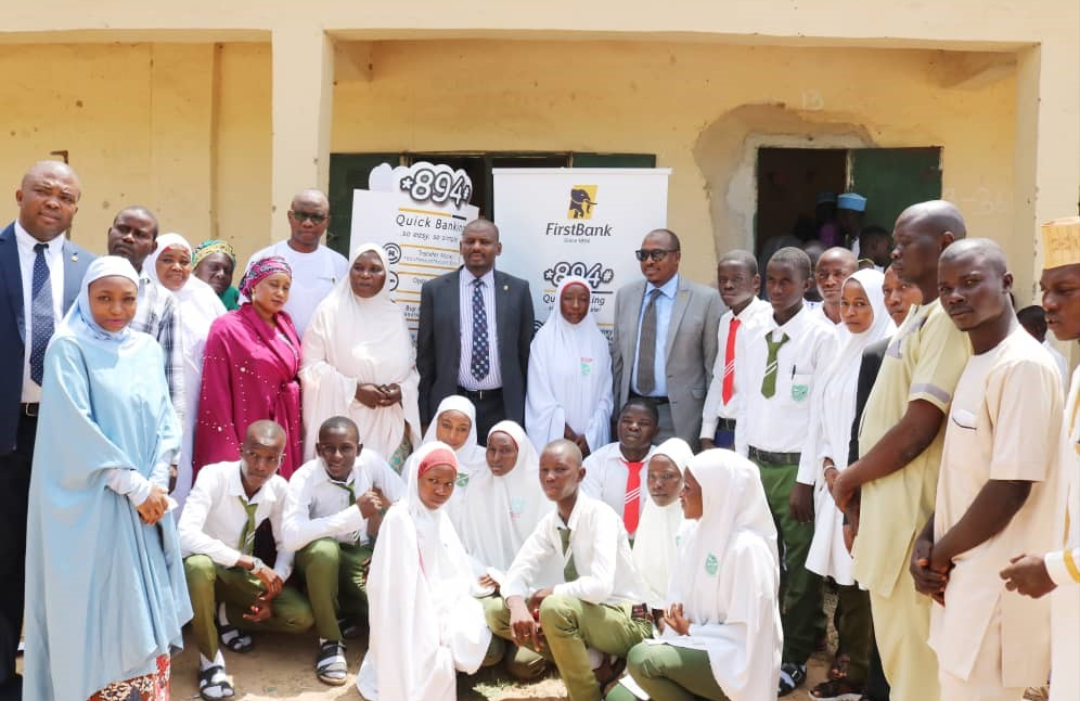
[1014,41,1080,302]
[269,27,334,244]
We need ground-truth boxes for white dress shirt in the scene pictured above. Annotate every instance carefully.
[581,441,658,524]
[631,274,679,397]
[458,267,502,390]
[178,460,293,581]
[700,296,773,436]
[14,222,65,403]
[502,493,645,606]
[282,450,406,551]
[734,306,839,484]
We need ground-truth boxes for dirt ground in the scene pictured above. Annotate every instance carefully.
[170,629,829,701]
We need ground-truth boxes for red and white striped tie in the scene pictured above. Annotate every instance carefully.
[623,461,644,536]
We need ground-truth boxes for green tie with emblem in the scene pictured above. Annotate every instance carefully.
[558,527,579,582]
[760,332,791,399]
[237,497,259,556]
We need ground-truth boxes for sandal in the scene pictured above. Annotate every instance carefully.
[778,662,807,697]
[811,678,863,701]
[218,624,253,653]
[594,654,627,697]
[316,640,348,686]
[198,664,235,700]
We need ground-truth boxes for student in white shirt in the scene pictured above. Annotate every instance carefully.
[632,437,692,610]
[609,448,782,701]
[247,189,348,337]
[733,247,838,696]
[179,420,314,700]
[486,440,652,701]
[582,398,659,542]
[1000,218,1080,701]
[811,246,858,328]
[282,416,405,686]
[700,250,772,450]
[911,241,1062,701]
[356,442,496,701]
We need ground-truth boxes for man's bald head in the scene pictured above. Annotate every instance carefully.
[895,200,967,243]
[463,218,500,241]
[815,247,859,304]
[245,420,286,447]
[288,189,330,251]
[16,160,82,241]
[939,238,1007,276]
[291,188,329,211]
[542,438,583,468]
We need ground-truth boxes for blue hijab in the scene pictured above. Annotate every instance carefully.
[24,256,191,699]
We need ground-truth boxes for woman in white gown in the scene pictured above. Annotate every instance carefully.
[631,437,693,610]
[357,442,494,701]
[144,233,226,509]
[525,276,614,456]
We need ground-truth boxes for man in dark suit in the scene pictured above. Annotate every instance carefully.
[0,161,94,698]
[417,219,534,443]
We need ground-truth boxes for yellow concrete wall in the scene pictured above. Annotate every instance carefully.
[0,42,271,263]
[331,40,1019,289]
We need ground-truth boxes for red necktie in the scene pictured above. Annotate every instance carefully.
[624,461,643,536]
[722,317,741,405]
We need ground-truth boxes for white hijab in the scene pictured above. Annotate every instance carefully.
[143,233,226,510]
[807,269,895,584]
[357,442,491,701]
[417,395,488,477]
[301,242,422,461]
[456,421,553,579]
[525,276,614,453]
[661,449,781,701]
[632,437,693,609]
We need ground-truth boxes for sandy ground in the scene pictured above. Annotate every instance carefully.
[169,628,829,701]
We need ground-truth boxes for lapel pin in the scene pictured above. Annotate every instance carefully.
[503,285,509,291]
[71,253,78,262]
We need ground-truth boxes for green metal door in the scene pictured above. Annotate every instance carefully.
[327,153,401,257]
[849,147,942,232]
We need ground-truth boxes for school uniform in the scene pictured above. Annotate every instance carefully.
[852,300,972,701]
[929,328,1062,699]
[179,460,314,660]
[581,442,657,541]
[699,296,772,448]
[733,304,838,666]
[282,451,405,642]
[485,494,652,701]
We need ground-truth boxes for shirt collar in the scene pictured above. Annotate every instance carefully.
[772,305,808,334]
[314,457,355,487]
[562,492,587,530]
[733,296,768,321]
[646,273,680,300]
[13,220,61,255]
[228,460,276,504]
[465,268,496,287]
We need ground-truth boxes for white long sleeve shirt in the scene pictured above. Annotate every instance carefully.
[502,493,645,606]
[178,460,293,581]
[282,450,406,551]
[700,297,773,436]
[581,441,657,524]
[734,306,838,485]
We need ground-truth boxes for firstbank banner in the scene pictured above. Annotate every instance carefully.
[350,161,479,334]
[493,168,671,338]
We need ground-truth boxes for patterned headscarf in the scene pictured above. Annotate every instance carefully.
[239,255,292,299]
[192,239,237,269]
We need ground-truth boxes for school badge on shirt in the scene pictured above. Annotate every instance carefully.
[705,553,719,576]
[509,497,526,520]
[580,357,593,376]
[456,474,470,488]
[792,383,809,402]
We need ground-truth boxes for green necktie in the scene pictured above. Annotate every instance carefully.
[330,479,356,506]
[237,497,259,556]
[558,527,579,582]
[760,332,791,399]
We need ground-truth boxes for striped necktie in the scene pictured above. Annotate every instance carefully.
[624,461,644,536]
[236,497,259,556]
[722,317,741,405]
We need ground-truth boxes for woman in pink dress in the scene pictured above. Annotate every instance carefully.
[193,256,304,479]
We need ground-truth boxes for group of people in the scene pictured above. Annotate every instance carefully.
[0,158,1076,701]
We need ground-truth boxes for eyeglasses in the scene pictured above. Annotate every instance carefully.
[634,249,678,262]
[290,211,327,224]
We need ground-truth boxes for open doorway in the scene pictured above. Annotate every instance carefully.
[755,146,943,263]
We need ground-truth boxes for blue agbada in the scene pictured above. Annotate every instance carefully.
[24,256,192,700]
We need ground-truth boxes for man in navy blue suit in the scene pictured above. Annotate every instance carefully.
[0,161,94,698]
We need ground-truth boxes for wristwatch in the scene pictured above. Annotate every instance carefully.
[250,557,267,574]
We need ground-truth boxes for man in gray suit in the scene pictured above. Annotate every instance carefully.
[417,219,535,443]
[611,229,723,449]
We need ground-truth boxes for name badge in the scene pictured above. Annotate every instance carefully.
[705,552,719,576]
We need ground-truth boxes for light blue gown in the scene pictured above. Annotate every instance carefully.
[23,258,192,700]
